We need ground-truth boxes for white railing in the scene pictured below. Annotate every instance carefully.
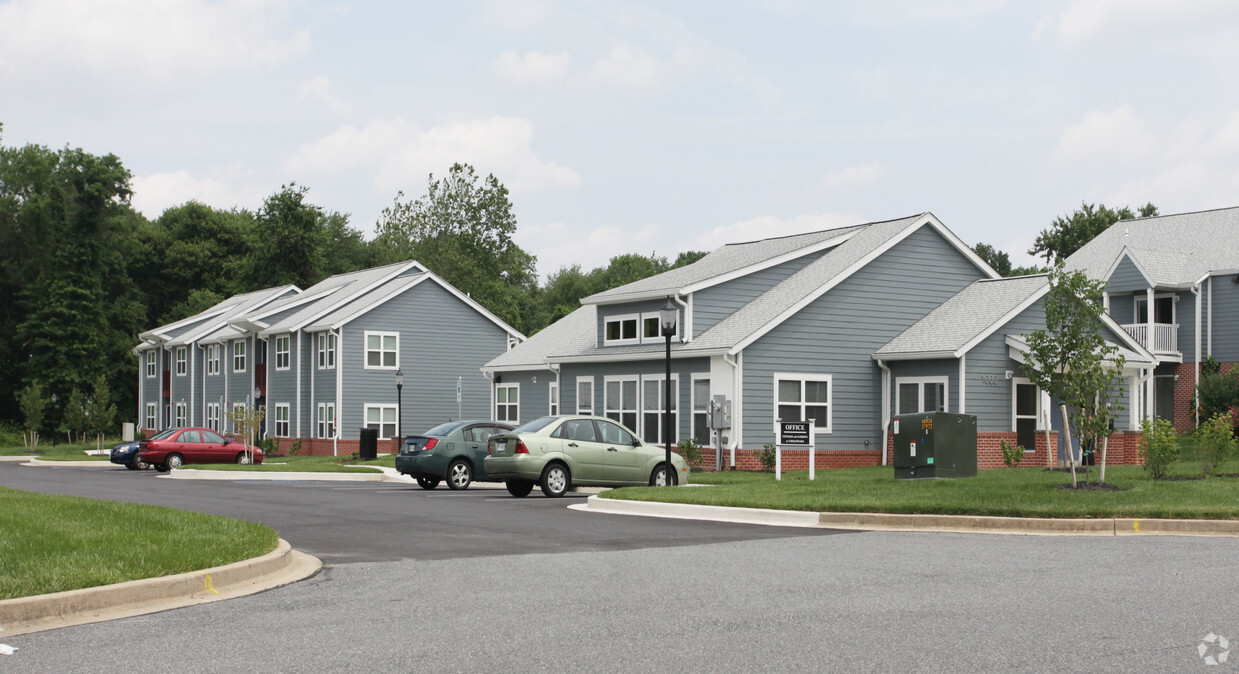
[1121,323,1179,354]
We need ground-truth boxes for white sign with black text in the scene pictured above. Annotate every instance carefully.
[774,419,816,481]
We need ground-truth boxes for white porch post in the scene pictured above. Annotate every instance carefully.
[1102,291,1109,313]
[958,355,966,413]
[1146,287,1154,349]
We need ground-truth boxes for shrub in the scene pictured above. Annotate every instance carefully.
[757,444,777,473]
[288,440,302,456]
[1197,369,1239,429]
[1000,439,1024,468]
[677,437,703,469]
[1137,417,1179,479]
[1195,412,1237,478]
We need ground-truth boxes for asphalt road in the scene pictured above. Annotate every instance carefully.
[4,463,1239,672]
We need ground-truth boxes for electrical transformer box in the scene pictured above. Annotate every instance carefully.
[892,412,977,479]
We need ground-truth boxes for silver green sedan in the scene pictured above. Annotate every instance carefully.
[484,415,689,498]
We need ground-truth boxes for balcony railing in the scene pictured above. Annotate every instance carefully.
[1121,323,1179,355]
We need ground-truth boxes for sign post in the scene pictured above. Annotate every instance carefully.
[775,420,815,481]
[456,377,463,421]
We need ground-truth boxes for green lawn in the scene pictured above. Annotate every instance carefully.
[0,488,278,599]
[191,454,392,473]
[606,457,1239,520]
[0,439,116,460]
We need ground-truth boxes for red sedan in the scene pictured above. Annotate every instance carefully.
[137,427,264,472]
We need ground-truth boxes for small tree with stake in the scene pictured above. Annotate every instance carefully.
[225,405,265,464]
[1022,264,1125,488]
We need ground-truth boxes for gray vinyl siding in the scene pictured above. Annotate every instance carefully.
[558,358,710,441]
[339,280,509,440]
[307,332,338,437]
[1106,256,1151,293]
[741,225,988,449]
[226,336,257,408]
[1178,290,1197,362]
[963,302,1047,432]
[596,299,684,348]
[264,333,297,437]
[138,348,164,429]
[1211,275,1239,361]
[202,343,225,428]
[493,371,550,426]
[1107,293,1135,325]
[888,359,958,417]
[168,345,194,426]
[692,249,829,338]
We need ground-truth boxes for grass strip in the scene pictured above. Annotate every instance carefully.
[608,462,1239,520]
[0,488,278,599]
[191,454,391,473]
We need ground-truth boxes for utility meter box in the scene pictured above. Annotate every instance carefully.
[710,395,731,430]
[892,412,977,479]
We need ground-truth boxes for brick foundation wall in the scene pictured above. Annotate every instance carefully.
[1173,362,1197,434]
[272,437,400,457]
[696,446,883,472]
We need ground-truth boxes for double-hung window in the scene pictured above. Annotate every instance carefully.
[206,344,220,376]
[318,333,337,369]
[496,384,519,423]
[549,383,559,416]
[1013,379,1041,451]
[774,373,831,432]
[144,403,157,430]
[233,340,247,373]
[641,375,678,444]
[604,376,638,430]
[274,404,290,437]
[576,377,594,415]
[175,346,187,376]
[603,314,639,345]
[896,377,948,416]
[175,403,187,428]
[364,331,397,369]
[692,377,711,444]
[365,404,396,439]
[318,403,336,438]
[145,351,157,378]
[275,335,291,370]
[206,403,220,432]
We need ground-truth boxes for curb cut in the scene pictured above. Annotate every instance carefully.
[0,538,322,636]
[581,496,1239,537]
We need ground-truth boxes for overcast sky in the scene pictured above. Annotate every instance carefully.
[4,0,1238,278]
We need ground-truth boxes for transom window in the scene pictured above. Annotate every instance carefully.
[365,404,397,439]
[233,340,247,373]
[175,346,187,376]
[604,314,639,345]
[275,335,291,371]
[496,384,519,423]
[774,373,831,433]
[274,404,290,437]
[364,331,398,369]
[318,403,336,439]
[318,333,337,369]
[145,351,157,378]
[206,344,221,376]
[577,377,594,415]
[896,377,948,415]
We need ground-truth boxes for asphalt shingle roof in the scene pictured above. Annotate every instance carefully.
[874,275,1048,357]
[1064,206,1239,286]
[160,285,299,346]
[258,262,417,335]
[484,305,598,369]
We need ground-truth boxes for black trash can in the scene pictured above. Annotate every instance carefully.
[358,427,378,460]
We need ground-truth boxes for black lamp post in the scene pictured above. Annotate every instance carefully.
[395,368,404,443]
[660,298,678,486]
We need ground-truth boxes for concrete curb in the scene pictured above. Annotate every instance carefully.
[581,496,1239,537]
[166,468,391,482]
[22,459,114,467]
[0,539,321,636]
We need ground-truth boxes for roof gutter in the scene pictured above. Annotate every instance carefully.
[549,348,730,364]
[1192,273,1208,429]
[673,294,690,343]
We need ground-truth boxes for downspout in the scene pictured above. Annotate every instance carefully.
[310,333,316,449]
[295,332,301,441]
[1136,367,1154,429]
[877,359,891,466]
[1192,275,1205,428]
[190,346,196,426]
[1208,277,1213,358]
[724,352,739,469]
[223,342,229,431]
[673,294,691,343]
[483,369,496,420]
[199,344,205,427]
[958,355,967,414]
[335,327,343,457]
[550,363,562,413]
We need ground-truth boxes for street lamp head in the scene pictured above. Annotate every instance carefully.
[660,298,678,337]
[395,368,404,389]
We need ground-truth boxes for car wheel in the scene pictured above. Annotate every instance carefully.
[135,458,150,470]
[234,452,253,465]
[125,463,139,471]
[165,453,184,470]
[155,463,169,473]
[506,480,534,497]
[650,463,678,487]
[416,475,440,490]
[447,460,472,490]
[539,463,571,498]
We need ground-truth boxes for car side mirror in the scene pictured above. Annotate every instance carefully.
[632,438,641,447]
[223,438,233,445]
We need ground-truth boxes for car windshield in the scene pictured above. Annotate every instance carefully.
[423,421,467,438]
[148,429,177,441]
[513,417,558,433]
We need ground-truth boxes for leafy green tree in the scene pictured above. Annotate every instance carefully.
[61,388,88,444]
[250,184,326,289]
[590,253,670,291]
[541,264,596,323]
[1021,264,1125,487]
[86,374,117,451]
[320,210,374,276]
[1137,417,1179,479]
[1029,202,1158,264]
[973,243,1012,276]
[672,250,708,268]
[19,379,45,448]
[373,163,538,333]
[1195,412,1237,477]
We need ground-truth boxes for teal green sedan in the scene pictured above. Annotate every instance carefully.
[484,415,689,497]
[395,420,514,490]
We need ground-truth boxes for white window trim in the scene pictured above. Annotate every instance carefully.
[233,340,247,373]
[274,403,290,437]
[174,402,187,428]
[576,376,595,415]
[206,344,220,376]
[275,335,291,371]
[318,402,336,439]
[639,373,680,445]
[773,372,833,434]
[1011,376,1050,439]
[144,403,157,429]
[1133,292,1177,324]
[895,376,950,416]
[603,374,640,429]
[691,375,711,446]
[317,333,337,370]
[175,346,187,376]
[206,403,220,432]
[363,330,399,370]
[145,351,157,378]
[603,313,640,346]
[496,383,520,424]
[364,403,397,440]
[549,382,559,416]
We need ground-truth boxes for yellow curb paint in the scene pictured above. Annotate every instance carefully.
[203,573,219,595]
[1132,519,1141,532]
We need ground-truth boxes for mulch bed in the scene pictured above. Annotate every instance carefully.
[1055,481,1121,492]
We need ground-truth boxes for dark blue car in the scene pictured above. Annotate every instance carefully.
[110,429,173,470]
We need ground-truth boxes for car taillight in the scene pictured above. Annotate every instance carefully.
[423,438,438,451]
[515,441,529,454]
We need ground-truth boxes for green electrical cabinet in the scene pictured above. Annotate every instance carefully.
[892,412,977,479]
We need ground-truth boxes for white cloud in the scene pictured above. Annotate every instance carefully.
[492,50,572,84]
[1052,0,1239,43]
[0,0,309,81]
[1054,105,1155,163]
[692,213,862,251]
[516,221,663,279]
[285,116,581,196]
[589,45,663,90]
[131,166,269,217]
[822,163,885,188]
[299,76,352,117]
